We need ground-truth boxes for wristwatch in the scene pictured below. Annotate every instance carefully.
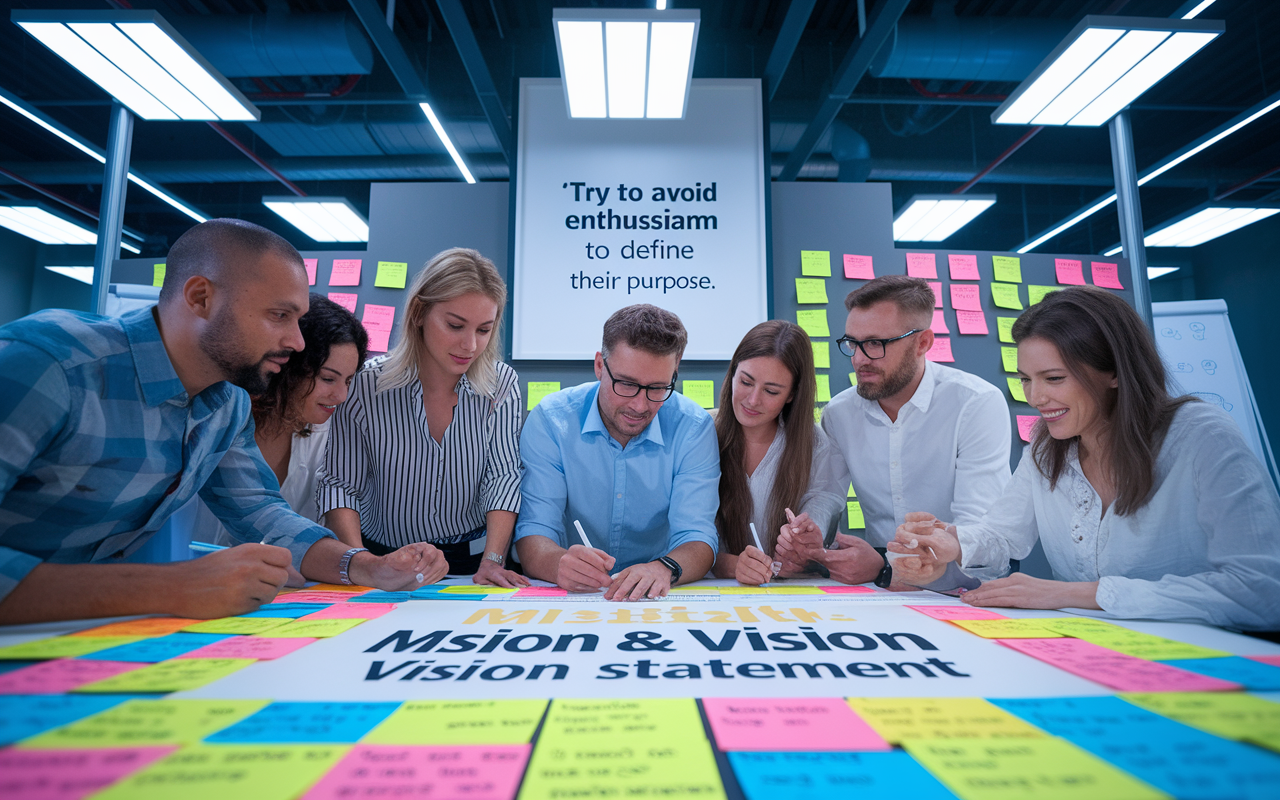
[657,555,683,583]
[871,547,893,589]
[484,552,505,566]
[338,547,368,585]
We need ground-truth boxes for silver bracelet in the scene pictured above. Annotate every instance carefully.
[338,547,368,585]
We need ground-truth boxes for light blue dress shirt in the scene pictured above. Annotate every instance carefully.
[515,381,720,571]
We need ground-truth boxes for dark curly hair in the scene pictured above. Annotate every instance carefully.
[252,293,369,436]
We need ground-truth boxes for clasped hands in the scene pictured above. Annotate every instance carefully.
[769,509,884,586]
[556,544,674,601]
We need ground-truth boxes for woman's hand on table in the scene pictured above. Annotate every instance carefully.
[735,545,774,586]
[473,558,531,588]
[963,574,1101,610]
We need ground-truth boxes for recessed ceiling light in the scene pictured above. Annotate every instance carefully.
[45,266,95,284]
[1147,266,1180,279]
[1144,206,1280,247]
[262,197,370,243]
[893,195,997,242]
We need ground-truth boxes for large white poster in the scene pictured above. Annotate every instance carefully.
[512,78,769,360]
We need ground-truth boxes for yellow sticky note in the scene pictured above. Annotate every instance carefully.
[438,585,518,594]
[815,374,831,402]
[527,381,560,411]
[800,250,831,276]
[374,260,409,289]
[950,619,1062,639]
[795,277,829,304]
[904,738,1166,800]
[796,310,830,337]
[848,372,858,386]
[847,500,865,529]
[992,255,1023,283]
[1122,692,1280,749]
[991,282,1023,310]
[182,617,290,635]
[152,263,165,287]
[519,732,724,800]
[74,659,255,694]
[91,744,348,800]
[1001,346,1019,373]
[719,586,771,595]
[539,698,707,743]
[364,699,548,745]
[19,699,268,749]
[262,618,365,638]
[765,586,825,594]
[997,316,1018,344]
[812,341,830,369]
[847,698,1049,744]
[1028,284,1057,305]
[0,636,144,660]
[682,380,715,409]
[1007,377,1026,403]
[1041,619,1229,660]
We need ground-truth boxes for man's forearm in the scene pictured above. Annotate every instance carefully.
[0,563,174,624]
[514,535,566,583]
[668,541,715,586]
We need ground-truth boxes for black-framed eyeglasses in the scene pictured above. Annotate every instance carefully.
[602,358,677,402]
[836,329,922,360]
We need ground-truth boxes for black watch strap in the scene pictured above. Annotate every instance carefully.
[872,547,893,588]
[657,555,682,582]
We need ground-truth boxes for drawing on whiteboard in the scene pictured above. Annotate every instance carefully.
[1160,327,1182,340]
[1191,391,1233,412]
[1201,359,1218,375]
[1171,362,1194,374]
[1189,322,1206,340]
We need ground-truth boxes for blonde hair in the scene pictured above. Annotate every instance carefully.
[378,247,507,397]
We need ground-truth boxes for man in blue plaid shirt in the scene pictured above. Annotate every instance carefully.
[0,219,445,624]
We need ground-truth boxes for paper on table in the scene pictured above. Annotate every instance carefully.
[0,746,178,800]
[0,695,135,746]
[991,282,1023,310]
[176,637,316,661]
[301,744,531,800]
[800,250,831,276]
[1028,285,1057,305]
[997,316,1017,343]
[843,253,874,279]
[906,605,1008,621]
[816,374,832,402]
[928,281,943,307]
[956,310,989,335]
[1091,261,1124,289]
[18,699,269,749]
[207,701,401,744]
[91,744,348,800]
[925,336,954,362]
[1007,377,1027,403]
[181,617,291,635]
[991,255,1022,283]
[73,658,256,694]
[703,697,888,752]
[998,638,1240,692]
[1017,415,1039,443]
[906,252,938,279]
[949,253,981,280]
[327,292,357,314]
[329,258,362,286]
[304,258,317,285]
[526,381,561,411]
[1055,258,1085,285]
[728,751,959,800]
[949,283,982,311]
[364,700,547,745]
[0,659,144,695]
[71,618,195,637]
[812,341,830,369]
[846,697,1048,743]
[262,618,366,638]
[682,380,716,409]
[361,304,396,353]
[795,277,828,304]
[299,603,398,621]
[950,619,1060,638]
[0,636,145,661]
[1001,346,1018,373]
[931,309,950,334]
[374,261,408,289]
[79,633,234,663]
[795,310,829,337]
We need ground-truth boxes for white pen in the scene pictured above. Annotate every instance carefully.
[749,523,783,578]
[573,519,592,549]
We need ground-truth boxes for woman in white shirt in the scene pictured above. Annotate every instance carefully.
[711,320,844,585]
[892,286,1280,630]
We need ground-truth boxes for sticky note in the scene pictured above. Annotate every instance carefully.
[812,341,830,369]
[262,618,366,638]
[1028,285,1057,305]
[521,735,725,800]
[764,586,826,595]
[1001,346,1018,373]
[527,381,561,410]
[847,698,1048,744]
[1038,619,1230,661]
[906,605,1009,621]
[271,590,369,604]
[1091,261,1124,289]
[796,310,829,337]
[950,283,982,311]
[304,258,318,285]
[950,619,1061,639]
[795,278,828,304]
[327,292,357,313]
[997,316,1017,343]
[91,744,347,800]
[847,484,857,498]
[1157,657,1280,691]
[79,633,233,663]
[991,282,1023,310]
[1121,692,1280,751]
[512,586,569,598]
[438,585,518,594]
[0,636,144,661]
[998,638,1240,692]
[0,695,135,746]
[329,258,362,286]
[1055,258,1085,285]
[905,252,938,279]
[71,618,198,638]
[208,701,401,744]
[300,603,398,621]
[931,309,949,334]
[239,604,330,618]
[1249,655,1280,667]
[361,304,396,353]
[350,591,411,603]
[1017,415,1038,442]
[956,310,988,335]
[800,250,831,276]
[815,374,831,402]
[843,253,874,279]
[947,253,980,280]
[682,380,716,409]
[152,263,165,287]
[364,700,547,745]
[0,746,178,800]
[1008,377,1026,402]
[719,586,770,594]
[540,698,706,743]
[848,372,858,386]
[20,699,269,749]
[0,659,144,695]
[374,260,408,289]
[73,658,255,694]
[728,751,959,800]
[820,585,876,593]
[177,637,316,661]
[991,255,1022,283]
[925,336,954,362]
[928,281,943,307]
[303,744,531,800]
[703,697,888,752]
[182,617,290,635]
[847,500,865,529]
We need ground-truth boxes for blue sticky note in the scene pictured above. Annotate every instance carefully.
[349,591,411,603]
[728,751,958,800]
[992,696,1280,800]
[205,701,402,743]
[1159,656,1280,691]
[0,694,135,745]
[239,605,331,618]
[78,632,233,662]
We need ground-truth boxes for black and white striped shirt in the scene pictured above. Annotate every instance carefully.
[316,358,522,549]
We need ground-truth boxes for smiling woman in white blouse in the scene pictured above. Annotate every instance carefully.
[891,286,1280,631]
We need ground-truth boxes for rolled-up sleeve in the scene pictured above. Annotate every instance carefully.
[479,375,522,515]
[666,416,721,557]
[514,404,568,546]
[315,379,370,518]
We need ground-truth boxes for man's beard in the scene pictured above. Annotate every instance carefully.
[855,352,917,401]
[199,309,289,396]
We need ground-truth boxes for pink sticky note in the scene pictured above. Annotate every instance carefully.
[1091,261,1124,289]
[1248,654,1280,667]
[1055,258,1085,285]
[1016,415,1039,442]
[950,283,982,311]
[303,258,318,286]
[927,281,943,308]
[955,310,989,335]
[925,336,954,362]
[301,603,398,621]
[997,637,1241,692]
[328,292,357,314]
[362,303,397,353]
[177,636,317,660]
[0,747,177,800]
[819,586,876,594]
[930,309,949,334]
[702,698,889,752]
[512,587,570,598]
[272,591,370,604]
[329,258,362,286]
[0,659,145,695]
[302,745,531,800]
[948,253,980,280]
[907,605,1008,621]
[843,254,875,280]
[906,252,938,279]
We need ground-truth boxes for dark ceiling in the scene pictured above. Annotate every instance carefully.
[0,0,1276,258]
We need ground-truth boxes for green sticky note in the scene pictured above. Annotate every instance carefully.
[1007,377,1027,403]
[795,277,828,304]
[991,255,1022,283]
[20,699,269,748]
[991,282,1023,310]
[682,380,715,409]
[800,250,831,277]
[950,619,1062,639]
[152,263,165,288]
[847,484,857,498]
[540,699,708,744]
[997,316,1017,343]
[1028,284,1057,305]
[526,381,561,411]
[848,372,858,386]
[815,374,831,402]
[264,618,365,638]
[0,635,144,660]
[1121,692,1280,747]
[91,744,348,800]
[1001,346,1019,374]
[74,659,255,694]
[374,260,408,289]
[182,617,291,635]
[795,310,829,337]
[519,732,725,800]
[811,341,830,369]
[438,585,518,594]
[847,500,865,529]
[848,698,1048,744]
[364,699,548,745]
[1041,618,1230,660]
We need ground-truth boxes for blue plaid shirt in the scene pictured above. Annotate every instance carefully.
[0,307,335,601]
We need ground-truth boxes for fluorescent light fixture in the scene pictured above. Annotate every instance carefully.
[0,206,97,245]
[419,103,476,184]
[1181,1,1217,19]
[893,195,997,242]
[1144,205,1280,247]
[12,10,259,122]
[993,16,1222,127]
[1139,96,1280,186]
[1018,194,1119,254]
[45,266,95,284]
[1147,266,1180,279]
[553,8,700,119]
[262,197,370,243]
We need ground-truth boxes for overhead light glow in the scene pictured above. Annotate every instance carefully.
[1144,206,1280,247]
[45,265,95,284]
[1181,1,1217,19]
[262,197,370,243]
[0,206,97,245]
[893,195,996,242]
[993,15,1222,127]
[419,103,476,184]
[1147,266,1180,279]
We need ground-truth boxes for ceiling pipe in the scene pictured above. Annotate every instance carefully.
[0,165,144,243]
[1214,164,1280,200]
[871,14,1071,83]
[762,0,817,101]
[953,126,1043,194]
[171,13,374,77]
[206,122,307,197]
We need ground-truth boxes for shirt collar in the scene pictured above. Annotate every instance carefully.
[581,382,665,447]
[122,307,187,407]
[858,359,936,420]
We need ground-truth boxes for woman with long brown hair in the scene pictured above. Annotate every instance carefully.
[892,286,1280,630]
[712,320,844,585]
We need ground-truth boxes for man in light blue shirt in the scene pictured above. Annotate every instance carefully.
[515,304,719,600]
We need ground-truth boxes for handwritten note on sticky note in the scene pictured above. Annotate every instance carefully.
[997,316,1017,343]
[92,744,347,800]
[72,618,195,638]
[374,261,408,289]
[365,700,548,745]
[0,659,144,695]
[329,258,362,286]
[992,255,1022,283]
[931,309,949,334]
[682,380,715,409]
[928,281,943,307]
[327,292,357,314]
[0,636,144,661]
[956,310,989,335]
[843,254,874,279]
[265,618,365,638]
[20,699,269,749]
[182,617,290,635]
[303,744,531,800]
[948,253,980,280]
[207,701,401,744]
[300,603,397,621]
[1092,261,1124,289]
[0,695,133,746]
[152,263,165,288]
[1055,258,1085,285]
[1017,415,1038,442]
[998,638,1240,692]
[526,381,560,411]
[992,282,1023,310]
[906,252,938,279]
[907,605,1009,621]
[702,698,889,752]
[0,746,177,799]
[847,697,1048,743]
[303,258,318,286]
[1039,618,1230,660]
[1121,692,1280,746]
[1008,377,1027,402]
[795,278,828,304]
[1159,656,1280,691]
[950,283,982,311]
[925,336,954,362]
[361,304,396,353]
[951,619,1060,639]
[1028,285,1057,305]
[1001,346,1018,373]
[847,500,865,529]
[177,636,315,661]
[80,633,232,663]
[519,734,723,800]
[73,658,255,694]
[811,341,830,369]
[796,310,829,337]
[729,750,959,800]
[800,250,831,276]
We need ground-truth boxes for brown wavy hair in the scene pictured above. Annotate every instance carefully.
[1011,286,1194,515]
[714,320,817,556]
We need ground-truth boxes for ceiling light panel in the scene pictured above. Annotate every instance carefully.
[893,195,996,242]
[262,198,370,243]
[1144,206,1280,248]
[0,206,97,245]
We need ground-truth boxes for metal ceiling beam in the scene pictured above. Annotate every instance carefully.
[346,0,428,97]
[762,0,816,101]
[777,0,911,181]
[434,0,512,162]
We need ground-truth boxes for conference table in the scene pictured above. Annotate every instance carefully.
[2,576,1279,799]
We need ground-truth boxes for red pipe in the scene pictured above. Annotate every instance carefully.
[248,75,362,100]
[206,122,307,197]
[0,165,102,220]
[909,79,1007,102]
[1214,164,1280,200]
[953,126,1044,194]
